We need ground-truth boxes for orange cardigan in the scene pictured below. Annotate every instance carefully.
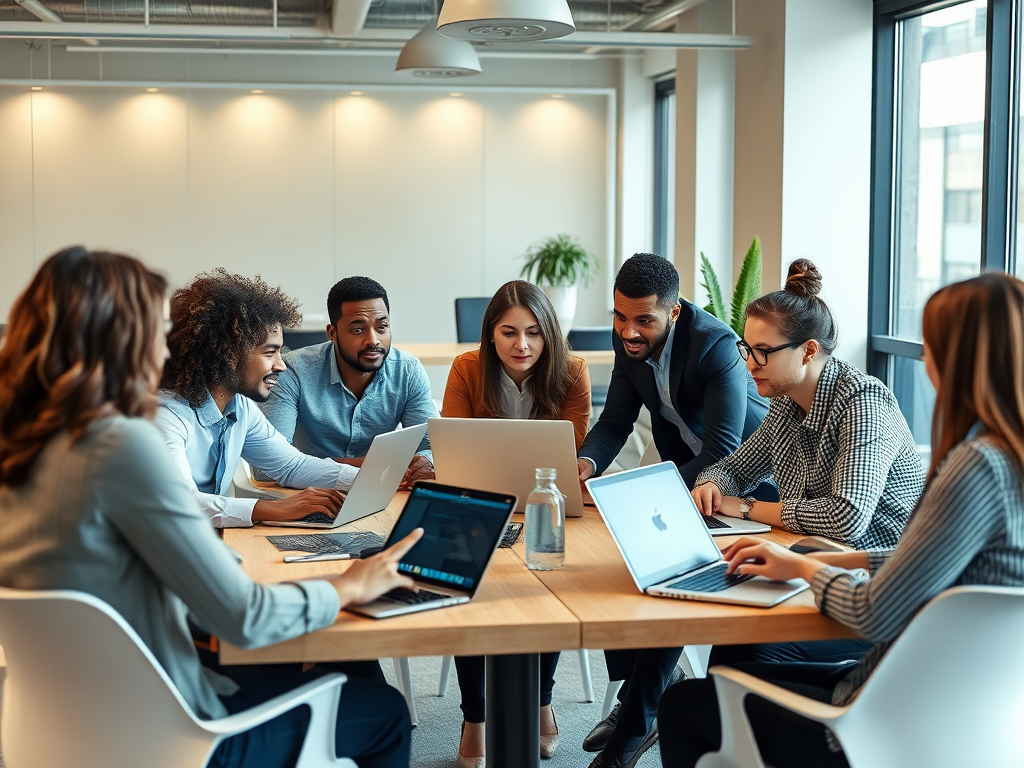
[441,349,592,451]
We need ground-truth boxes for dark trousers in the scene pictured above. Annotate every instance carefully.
[603,647,684,749]
[604,640,869,752]
[199,650,409,768]
[454,652,561,723]
[658,660,856,768]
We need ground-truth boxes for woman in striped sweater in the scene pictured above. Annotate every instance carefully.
[657,272,1024,768]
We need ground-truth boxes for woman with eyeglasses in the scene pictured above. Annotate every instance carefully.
[659,272,1024,768]
[687,259,926,670]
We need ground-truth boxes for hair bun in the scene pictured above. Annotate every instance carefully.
[785,259,822,298]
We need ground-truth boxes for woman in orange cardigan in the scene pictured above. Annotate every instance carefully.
[442,280,591,767]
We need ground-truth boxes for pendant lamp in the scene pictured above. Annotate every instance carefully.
[395,24,482,78]
[436,0,575,42]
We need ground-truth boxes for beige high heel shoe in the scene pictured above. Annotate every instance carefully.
[540,705,560,759]
[458,721,485,768]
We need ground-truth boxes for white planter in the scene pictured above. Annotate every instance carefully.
[541,285,578,334]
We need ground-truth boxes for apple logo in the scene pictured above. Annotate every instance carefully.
[380,465,391,484]
[652,509,667,531]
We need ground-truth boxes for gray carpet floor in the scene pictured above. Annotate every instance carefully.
[382,651,661,768]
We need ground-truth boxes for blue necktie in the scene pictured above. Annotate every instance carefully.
[211,411,238,495]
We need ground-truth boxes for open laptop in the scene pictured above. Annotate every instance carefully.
[262,423,428,529]
[587,462,808,607]
[429,418,585,517]
[638,441,770,536]
[347,482,517,619]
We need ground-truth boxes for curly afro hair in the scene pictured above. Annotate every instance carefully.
[162,269,301,407]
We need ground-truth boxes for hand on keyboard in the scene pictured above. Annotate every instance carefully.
[722,536,822,584]
[331,527,425,606]
[252,487,346,524]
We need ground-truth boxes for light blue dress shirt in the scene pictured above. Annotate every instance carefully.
[156,390,354,528]
[645,320,703,456]
[259,343,437,462]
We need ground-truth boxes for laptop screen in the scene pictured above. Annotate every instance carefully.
[588,462,722,590]
[385,483,515,594]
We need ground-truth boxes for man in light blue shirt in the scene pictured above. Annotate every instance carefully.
[157,270,352,528]
[259,276,438,485]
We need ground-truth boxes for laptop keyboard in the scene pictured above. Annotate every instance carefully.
[268,532,385,555]
[703,515,730,529]
[500,522,523,548]
[666,563,755,593]
[298,511,336,525]
[378,587,454,605]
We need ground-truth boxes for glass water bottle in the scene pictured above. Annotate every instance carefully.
[525,467,565,571]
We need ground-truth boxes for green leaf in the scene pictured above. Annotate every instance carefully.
[699,252,728,323]
[729,236,763,337]
[519,234,599,288]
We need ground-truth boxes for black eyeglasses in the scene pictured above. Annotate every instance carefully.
[736,339,805,367]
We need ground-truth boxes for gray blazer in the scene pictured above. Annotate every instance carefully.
[0,416,340,719]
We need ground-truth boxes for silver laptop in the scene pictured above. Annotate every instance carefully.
[263,423,428,529]
[347,482,517,619]
[429,418,584,517]
[587,462,807,608]
[638,442,770,536]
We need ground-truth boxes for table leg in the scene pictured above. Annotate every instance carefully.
[485,652,540,768]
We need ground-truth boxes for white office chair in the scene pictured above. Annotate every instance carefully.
[0,587,356,768]
[696,586,1024,768]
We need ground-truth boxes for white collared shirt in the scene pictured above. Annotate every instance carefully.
[499,368,534,419]
[645,320,703,456]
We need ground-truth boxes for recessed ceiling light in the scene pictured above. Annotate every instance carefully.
[31,86,42,91]
[450,92,463,97]
[350,90,364,96]
[251,89,264,94]
[551,93,564,99]
[146,88,159,93]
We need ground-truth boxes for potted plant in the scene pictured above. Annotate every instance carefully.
[519,233,600,331]
[698,236,763,337]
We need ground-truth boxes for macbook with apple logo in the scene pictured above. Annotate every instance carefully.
[586,462,808,608]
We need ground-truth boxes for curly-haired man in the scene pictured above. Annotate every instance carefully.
[156,270,352,528]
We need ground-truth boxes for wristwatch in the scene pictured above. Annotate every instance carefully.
[738,496,757,521]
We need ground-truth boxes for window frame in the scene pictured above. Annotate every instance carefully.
[868,0,1020,382]
[653,76,676,260]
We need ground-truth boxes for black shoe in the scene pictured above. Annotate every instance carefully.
[584,665,685,754]
[586,727,660,768]
[582,702,620,752]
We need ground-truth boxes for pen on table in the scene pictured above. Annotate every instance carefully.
[283,552,355,563]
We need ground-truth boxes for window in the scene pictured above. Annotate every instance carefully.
[892,2,987,341]
[870,0,1017,444]
[653,77,676,261]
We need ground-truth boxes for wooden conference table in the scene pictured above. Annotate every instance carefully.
[222,491,853,768]
[395,342,615,367]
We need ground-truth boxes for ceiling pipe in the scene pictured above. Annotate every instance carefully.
[332,0,375,36]
[0,21,751,49]
[13,0,63,23]
[616,0,707,32]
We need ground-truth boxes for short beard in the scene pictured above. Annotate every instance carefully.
[337,342,388,373]
[619,322,672,363]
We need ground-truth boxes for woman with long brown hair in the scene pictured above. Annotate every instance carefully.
[0,247,421,768]
[442,279,591,766]
[657,272,1024,768]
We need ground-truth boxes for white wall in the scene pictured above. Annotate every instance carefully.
[0,44,615,350]
[782,0,873,368]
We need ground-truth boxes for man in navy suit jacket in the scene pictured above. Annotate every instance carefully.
[576,253,769,768]
[578,254,767,488]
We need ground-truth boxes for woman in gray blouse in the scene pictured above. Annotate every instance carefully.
[0,247,422,768]
[659,272,1024,768]
[691,259,925,549]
